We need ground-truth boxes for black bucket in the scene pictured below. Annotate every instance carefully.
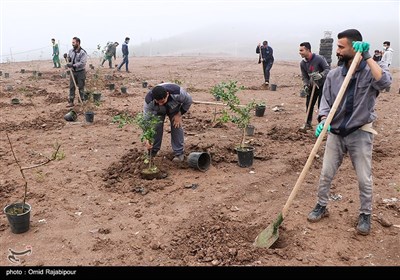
[246,125,255,136]
[121,87,127,94]
[187,152,211,172]
[85,111,94,123]
[270,84,277,91]
[142,81,148,88]
[93,93,102,102]
[235,146,254,168]
[255,105,266,117]
[64,110,77,122]
[4,203,31,234]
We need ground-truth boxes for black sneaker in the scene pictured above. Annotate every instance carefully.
[356,213,371,235]
[307,203,329,222]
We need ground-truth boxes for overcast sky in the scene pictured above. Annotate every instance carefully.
[0,0,399,64]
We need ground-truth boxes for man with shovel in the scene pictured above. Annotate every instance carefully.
[308,29,392,235]
[299,42,330,132]
[66,37,87,108]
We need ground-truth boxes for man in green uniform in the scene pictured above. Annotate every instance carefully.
[51,38,61,68]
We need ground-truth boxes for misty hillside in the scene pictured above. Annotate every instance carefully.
[132,22,399,67]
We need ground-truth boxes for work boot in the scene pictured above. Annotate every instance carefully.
[66,101,74,108]
[356,213,371,235]
[172,154,184,162]
[307,203,329,222]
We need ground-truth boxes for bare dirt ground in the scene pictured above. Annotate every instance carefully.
[1,56,399,266]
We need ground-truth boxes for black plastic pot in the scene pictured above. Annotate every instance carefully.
[5,73,9,78]
[270,84,277,91]
[93,93,102,102]
[246,125,255,136]
[64,110,77,122]
[107,83,115,90]
[4,203,31,234]
[20,69,25,73]
[142,81,148,88]
[235,146,254,168]
[187,152,211,172]
[255,105,266,117]
[121,86,127,94]
[85,111,94,123]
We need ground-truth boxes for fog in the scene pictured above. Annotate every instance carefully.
[1,0,399,66]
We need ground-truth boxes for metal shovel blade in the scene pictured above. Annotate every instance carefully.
[253,213,283,248]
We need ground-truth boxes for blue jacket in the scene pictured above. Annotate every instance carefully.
[256,45,274,63]
[121,42,129,56]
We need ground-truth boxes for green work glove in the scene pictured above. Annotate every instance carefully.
[352,41,371,60]
[315,119,331,137]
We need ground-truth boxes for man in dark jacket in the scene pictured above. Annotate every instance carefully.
[256,41,274,85]
[143,83,193,162]
[299,42,330,131]
[117,37,130,72]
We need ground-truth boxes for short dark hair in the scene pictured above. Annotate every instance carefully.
[73,37,81,44]
[51,38,55,41]
[300,42,311,51]
[337,29,362,43]
[383,41,390,46]
[152,86,167,100]
[263,41,268,45]
[125,37,130,41]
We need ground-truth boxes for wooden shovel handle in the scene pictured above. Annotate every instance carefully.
[304,83,317,124]
[68,69,83,104]
[282,52,362,218]
[193,100,246,108]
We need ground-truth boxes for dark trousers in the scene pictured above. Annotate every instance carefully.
[262,60,273,82]
[118,55,129,71]
[69,70,86,103]
[152,114,184,156]
[306,86,322,125]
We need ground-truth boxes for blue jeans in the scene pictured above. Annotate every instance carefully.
[118,55,129,72]
[316,129,374,214]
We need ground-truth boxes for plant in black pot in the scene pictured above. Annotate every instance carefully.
[86,68,103,104]
[214,81,256,167]
[255,101,266,117]
[210,81,242,126]
[4,133,62,234]
[133,112,162,179]
[112,112,161,179]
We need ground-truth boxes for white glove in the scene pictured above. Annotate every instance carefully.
[310,72,323,81]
